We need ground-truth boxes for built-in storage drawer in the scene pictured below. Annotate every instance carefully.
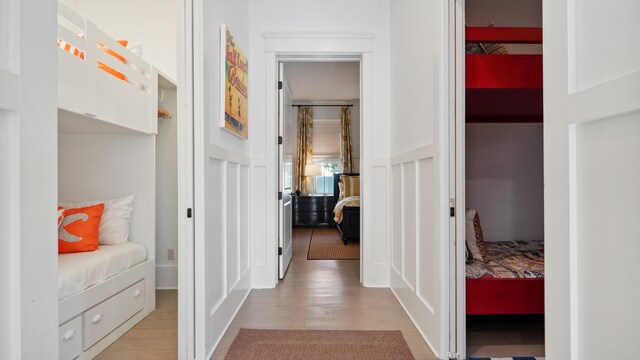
[83,280,145,350]
[59,316,82,360]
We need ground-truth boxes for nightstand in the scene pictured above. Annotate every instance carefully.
[292,195,335,227]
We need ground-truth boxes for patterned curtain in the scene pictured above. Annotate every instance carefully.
[340,106,354,173]
[295,106,313,195]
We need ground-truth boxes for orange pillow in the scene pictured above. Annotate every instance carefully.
[58,203,104,254]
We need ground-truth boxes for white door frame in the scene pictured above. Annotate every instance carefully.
[177,0,195,358]
[451,0,466,358]
[264,34,372,287]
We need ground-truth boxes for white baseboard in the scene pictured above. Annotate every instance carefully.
[156,264,178,289]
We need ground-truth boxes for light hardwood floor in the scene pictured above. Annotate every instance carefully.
[93,229,543,360]
[466,315,545,358]
[94,289,178,360]
[211,228,437,360]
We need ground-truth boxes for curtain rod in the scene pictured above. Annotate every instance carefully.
[292,104,353,108]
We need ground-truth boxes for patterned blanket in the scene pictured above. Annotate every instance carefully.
[333,196,360,224]
[466,240,544,279]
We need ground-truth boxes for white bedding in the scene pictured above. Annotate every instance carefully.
[58,243,147,301]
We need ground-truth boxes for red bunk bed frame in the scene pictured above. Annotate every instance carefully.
[465,27,544,315]
[466,27,543,124]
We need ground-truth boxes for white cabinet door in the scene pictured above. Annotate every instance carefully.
[0,0,58,358]
[545,0,640,359]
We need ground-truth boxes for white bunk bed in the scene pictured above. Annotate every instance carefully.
[57,2,158,134]
[56,4,161,359]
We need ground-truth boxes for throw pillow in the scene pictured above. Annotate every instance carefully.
[340,175,360,197]
[465,208,487,261]
[60,195,134,245]
[58,203,104,253]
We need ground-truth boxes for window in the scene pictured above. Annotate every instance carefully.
[312,161,340,195]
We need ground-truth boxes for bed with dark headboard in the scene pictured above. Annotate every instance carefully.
[333,173,360,245]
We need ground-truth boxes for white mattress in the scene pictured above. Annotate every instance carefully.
[58,243,147,301]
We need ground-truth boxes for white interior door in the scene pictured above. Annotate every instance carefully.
[545,0,640,358]
[278,62,293,279]
[1,0,58,357]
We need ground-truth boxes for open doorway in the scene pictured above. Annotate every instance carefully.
[457,0,545,358]
[54,1,192,359]
[278,61,362,280]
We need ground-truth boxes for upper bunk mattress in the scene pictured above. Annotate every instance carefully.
[59,243,147,301]
[466,240,544,279]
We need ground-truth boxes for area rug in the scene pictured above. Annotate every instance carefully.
[307,228,360,260]
[224,329,414,360]
[469,357,545,360]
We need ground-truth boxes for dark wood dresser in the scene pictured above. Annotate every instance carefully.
[292,195,335,227]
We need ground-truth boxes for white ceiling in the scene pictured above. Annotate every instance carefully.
[284,62,360,101]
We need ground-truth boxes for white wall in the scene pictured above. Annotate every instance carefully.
[156,87,178,288]
[285,62,360,100]
[197,0,251,358]
[465,123,544,242]
[390,0,448,357]
[58,131,157,260]
[466,0,542,54]
[60,0,178,80]
[249,0,391,288]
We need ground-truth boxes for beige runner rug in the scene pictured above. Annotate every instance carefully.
[307,228,360,260]
[224,329,414,360]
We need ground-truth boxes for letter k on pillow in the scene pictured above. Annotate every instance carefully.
[58,204,104,254]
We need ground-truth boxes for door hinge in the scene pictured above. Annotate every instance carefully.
[278,136,283,145]
[278,191,283,200]
[278,247,283,256]
[446,352,460,360]
[449,207,455,217]
[187,208,193,218]
[278,81,283,90]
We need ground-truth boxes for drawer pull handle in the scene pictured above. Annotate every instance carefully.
[62,329,76,341]
[91,314,103,324]
[133,289,142,297]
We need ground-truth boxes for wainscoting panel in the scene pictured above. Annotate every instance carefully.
[416,157,436,312]
[206,153,252,355]
[391,164,403,275]
[206,158,226,314]
[226,162,240,292]
[390,143,441,356]
[402,162,417,291]
[240,165,250,276]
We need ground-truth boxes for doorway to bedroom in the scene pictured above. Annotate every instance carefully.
[277,61,362,282]
[455,0,545,358]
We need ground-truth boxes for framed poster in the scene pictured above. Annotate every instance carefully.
[220,24,248,139]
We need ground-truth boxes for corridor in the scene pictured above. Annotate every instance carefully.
[211,228,437,359]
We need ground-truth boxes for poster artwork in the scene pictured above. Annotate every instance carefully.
[223,25,248,139]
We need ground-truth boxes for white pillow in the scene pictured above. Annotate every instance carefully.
[465,208,484,261]
[60,195,134,245]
